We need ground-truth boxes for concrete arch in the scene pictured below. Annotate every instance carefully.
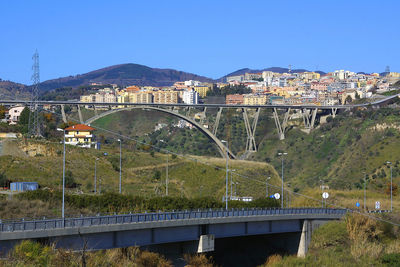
[85,106,236,159]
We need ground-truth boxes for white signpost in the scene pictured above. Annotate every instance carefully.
[375,201,381,210]
[274,193,280,200]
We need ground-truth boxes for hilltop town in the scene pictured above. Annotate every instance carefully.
[78,70,400,107]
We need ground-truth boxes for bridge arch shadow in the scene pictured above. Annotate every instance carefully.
[85,106,236,159]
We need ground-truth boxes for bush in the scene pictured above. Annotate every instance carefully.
[309,221,348,250]
[381,253,400,266]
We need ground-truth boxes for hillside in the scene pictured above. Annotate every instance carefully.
[0,79,30,100]
[37,63,214,92]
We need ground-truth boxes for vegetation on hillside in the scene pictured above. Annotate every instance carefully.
[206,84,251,97]
[262,213,400,266]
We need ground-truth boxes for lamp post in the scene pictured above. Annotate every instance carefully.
[94,158,99,193]
[166,152,169,196]
[386,161,393,212]
[266,176,271,197]
[118,139,122,194]
[221,140,229,210]
[230,169,236,200]
[57,128,66,218]
[234,182,239,197]
[363,172,367,211]
[278,152,287,208]
[320,179,324,208]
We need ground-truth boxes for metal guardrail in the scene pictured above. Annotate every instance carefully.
[0,208,347,233]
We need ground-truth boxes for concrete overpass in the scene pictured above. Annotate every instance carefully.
[0,208,347,258]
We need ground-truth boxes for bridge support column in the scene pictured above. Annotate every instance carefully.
[213,107,223,136]
[242,108,259,152]
[302,108,318,131]
[331,108,337,118]
[297,219,331,258]
[273,108,291,140]
[61,105,67,124]
[197,234,215,253]
[77,105,84,123]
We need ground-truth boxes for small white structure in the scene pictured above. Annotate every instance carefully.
[6,106,25,125]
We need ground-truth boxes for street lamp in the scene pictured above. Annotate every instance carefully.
[118,139,122,194]
[94,158,99,193]
[221,140,229,210]
[230,169,236,200]
[386,161,393,212]
[266,176,271,197]
[363,172,367,211]
[320,179,324,208]
[278,152,287,208]
[56,128,66,218]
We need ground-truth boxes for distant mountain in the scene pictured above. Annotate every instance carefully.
[221,67,326,81]
[0,79,30,100]
[38,63,214,92]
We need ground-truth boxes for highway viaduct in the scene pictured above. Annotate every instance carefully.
[0,208,347,265]
[0,94,398,159]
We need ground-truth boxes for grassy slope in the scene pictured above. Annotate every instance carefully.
[0,139,279,199]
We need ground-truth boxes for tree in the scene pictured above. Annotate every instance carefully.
[65,170,77,188]
[19,107,31,125]
[0,105,7,119]
[153,170,161,180]
[345,95,353,104]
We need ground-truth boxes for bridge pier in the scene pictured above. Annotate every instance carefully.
[213,107,223,136]
[297,219,330,258]
[242,108,259,153]
[302,108,318,131]
[273,108,291,140]
[60,104,67,123]
[77,105,84,123]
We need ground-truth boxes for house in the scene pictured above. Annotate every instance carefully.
[6,106,25,125]
[64,124,95,148]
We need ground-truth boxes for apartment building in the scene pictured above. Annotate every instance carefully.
[226,94,244,105]
[129,92,153,103]
[193,85,211,98]
[243,94,267,105]
[64,124,95,148]
[153,90,178,104]
[182,89,199,104]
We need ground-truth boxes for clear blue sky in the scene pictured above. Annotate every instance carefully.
[1,0,399,84]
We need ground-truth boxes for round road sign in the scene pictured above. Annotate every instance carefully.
[322,192,329,199]
[356,202,360,207]
[274,193,280,199]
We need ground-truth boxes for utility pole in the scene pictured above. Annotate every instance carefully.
[387,161,393,212]
[266,176,271,197]
[94,158,99,193]
[364,172,367,211]
[56,128,66,219]
[222,140,229,210]
[166,152,169,196]
[278,152,287,208]
[118,139,122,194]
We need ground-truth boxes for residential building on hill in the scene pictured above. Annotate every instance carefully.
[243,94,267,105]
[182,89,199,104]
[6,106,25,125]
[153,90,178,104]
[226,94,244,105]
[64,124,95,148]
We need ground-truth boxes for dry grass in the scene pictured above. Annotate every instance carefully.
[184,253,215,267]
[262,254,283,266]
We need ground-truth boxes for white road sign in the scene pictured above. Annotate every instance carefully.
[322,192,329,199]
[274,193,280,199]
[375,201,380,209]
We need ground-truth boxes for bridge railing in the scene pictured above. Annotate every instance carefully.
[0,208,347,233]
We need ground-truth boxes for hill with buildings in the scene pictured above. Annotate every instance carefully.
[222,67,326,80]
[37,63,214,92]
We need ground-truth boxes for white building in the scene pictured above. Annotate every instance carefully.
[182,90,199,104]
[6,106,25,125]
[226,75,244,82]
[184,80,201,87]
